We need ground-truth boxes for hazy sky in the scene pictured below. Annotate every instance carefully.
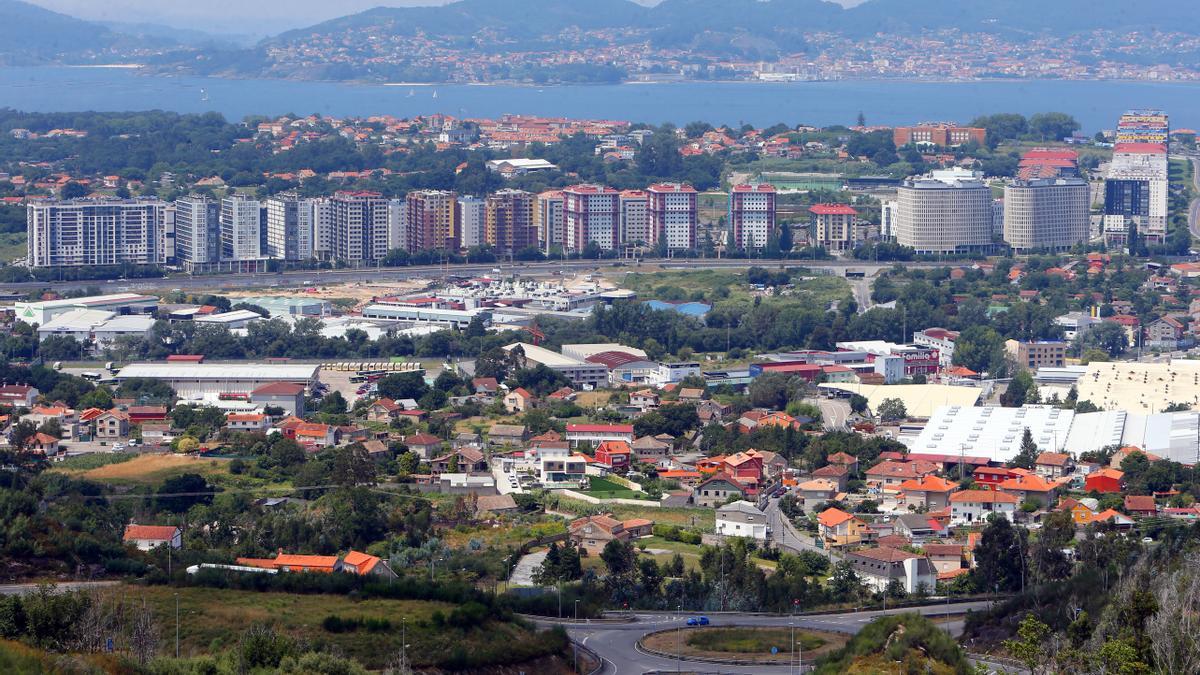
[26,0,861,35]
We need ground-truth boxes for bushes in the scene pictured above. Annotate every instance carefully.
[815,613,970,674]
[321,615,392,633]
[652,524,702,545]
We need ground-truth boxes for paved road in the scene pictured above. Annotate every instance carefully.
[1189,158,1200,241]
[509,550,548,588]
[555,601,993,674]
[813,396,850,431]
[764,497,840,560]
[8,258,957,294]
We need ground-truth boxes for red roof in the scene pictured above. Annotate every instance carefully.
[123,524,178,542]
[251,382,306,396]
[809,203,858,216]
[1114,142,1167,155]
[731,183,776,193]
[167,354,205,362]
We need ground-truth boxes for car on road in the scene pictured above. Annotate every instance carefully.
[686,616,710,626]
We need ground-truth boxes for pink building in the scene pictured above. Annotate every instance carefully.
[647,183,697,251]
[563,184,620,252]
[728,184,777,251]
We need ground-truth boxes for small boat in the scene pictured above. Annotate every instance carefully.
[432,90,439,99]
[200,88,209,102]
[408,88,415,97]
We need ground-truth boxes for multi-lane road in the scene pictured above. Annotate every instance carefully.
[548,600,994,674]
[8,257,954,295]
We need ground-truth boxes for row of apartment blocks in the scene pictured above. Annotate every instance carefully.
[27,184,783,269]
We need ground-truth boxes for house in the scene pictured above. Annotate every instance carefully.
[0,385,37,408]
[488,423,527,447]
[677,388,706,403]
[1034,452,1074,479]
[923,543,964,575]
[896,475,959,510]
[403,432,443,460]
[123,524,181,551]
[818,507,867,547]
[226,413,269,432]
[1124,495,1158,518]
[827,452,859,474]
[997,474,1059,507]
[893,514,946,544]
[696,400,733,423]
[973,466,1017,490]
[1056,497,1096,524]
[453,431,482,449]
[476,493,520,516]
[127,406,168,423]
[812,464,850,491]
[366,398,403,423]
[94,409,131,439]
[693,472,747,507]
[29,432,60,456]
[294,423,338,449]
[504,387,536,413]
[715,500,769,541]
[140,423,175,445]
[431,447,488,474]
[949,490,1018,525]
[23,404,75,429]
[1085,468,1124,493]
[341,550,398,579]
[866,460,939,492]
[539,447,588,486]
[658,469,703,486]
[796,478,840,511]
[361,439,390,463]
[471,377,499,395]
[724,450,765,482]
[250,382,307,417]
[1082,509,1136,529]
[630,389,660,412]
[755,450,788,477]
[547,387,576,402]
[569,514,630,555]
[846,547,937,594]
[623,518,654,538]
[632,435,672,463]
[1146,316,1189,348]
[594,440,633,471]
[565,423,635,446]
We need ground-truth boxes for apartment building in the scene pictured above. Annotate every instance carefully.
[619,190,651,247]
[174,195,221,270]
[1005,340,1068,371]
[27,199,168,268]
[405,190,458,252]
[484,189,536,254]
[329,191,390,262]
[647,183,697,251]
[264,191,315,261]
[219,194,263,261]
[893,168,994,255]
[564,184,620,252]
[809,203,858,252]
[1104,143,1168,246]
[1003,178,1090,253]
[893,124,986,148]
[728,183,776,250]
[456,195,485,248]
[535,190,564,253]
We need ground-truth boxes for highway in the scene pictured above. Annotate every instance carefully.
[549,600,994,674]
[6,257,946,295]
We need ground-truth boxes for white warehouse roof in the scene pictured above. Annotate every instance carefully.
[116,363,319,381]
[908,405,1075,463]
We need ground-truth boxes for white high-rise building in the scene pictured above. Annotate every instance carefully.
[536,190,565,253]
[387,199,407,252]
[220,194,263,261]
[893,168,994,255]
[329,191,390,262]
[619,190,650,247]
[457,196,486,248]
[174,195,221,269]
[1104,144,1169,246]
[27,199,168,268]
[728,184,776,250]
[264,192,315,261]
[1003,178,1090,253]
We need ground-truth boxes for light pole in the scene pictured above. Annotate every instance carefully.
[174,592,180,658]
[676,603,683,674]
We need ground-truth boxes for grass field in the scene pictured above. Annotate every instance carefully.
[54,453,232,485]
[0,232,25,263]
[580,477,648,500]
[558,497,715,530]
[689,627,827,653]
[131,585,558,669]
[54,452,136,471]
[620,268,852,310]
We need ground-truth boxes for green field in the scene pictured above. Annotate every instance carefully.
[621,268,851,308]
[0,232,24,263]
[688,627,827,653]
[580,476,649,500]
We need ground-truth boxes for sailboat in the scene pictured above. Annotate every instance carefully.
[200,88,209,102]
[432,90,439,99]
[407,88,415,97]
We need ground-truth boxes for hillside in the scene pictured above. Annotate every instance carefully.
[0,0,124,64]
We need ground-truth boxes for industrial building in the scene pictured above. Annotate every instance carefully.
[502,342,608,388]
[1074,360,1200,413]
[904,405,1075,463]
[14,293,158,326]
[114,362,320,400]
[359,305,490,329]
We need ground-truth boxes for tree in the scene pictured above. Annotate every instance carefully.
[876,398,907,423]
[1003,613,1050,675]
[319,391,347,415]
[849,394,868,415]
[1001,370,1038,407]
[748,372,800,410]
[1009,428,1039,469]
[377,372,429,401]
[777,222,793,254]
[1028,112,1080,141]
[828,560,863,601]
[157,473,213,512]
[973,516,1024,593]
[1076,322,1129,358]
[332,443,376,487]
[953,325,1007,376]
[600,539,636,577]
[60,182,88,200]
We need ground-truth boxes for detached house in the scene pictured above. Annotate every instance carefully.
[997,473,1059,507]
[123,524,181,551]
[431,447,488,474]
[693,472,747,507]
[569,514,630,555]
[226,413,269,432]
[715,501,769,541]
[295,423,338,449]
[818,507,867,547]
[847,547,937,594]
[1124,495,1157,518]
[866,460,938,493]
[812,464,850,491]
[29,432,60,457]
[94,409,131,439]
[366,398,402,423]
[632,434,672,463]
[1034,452,1074,479]
[595,440,633,471]
[949,490,1018,525]
[630,389,660,412]
[897,475,959,510]
[504,387,535,413]
[403,432,443,460]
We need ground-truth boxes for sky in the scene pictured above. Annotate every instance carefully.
[26,0,861,35]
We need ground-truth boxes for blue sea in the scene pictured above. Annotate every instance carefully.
[3,66,1200,130]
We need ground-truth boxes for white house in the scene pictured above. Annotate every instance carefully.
[715,500,769,541]
[846,547,938,594]
[948,489,1018,526]
[565,423,634,446]
[123,524,182,551]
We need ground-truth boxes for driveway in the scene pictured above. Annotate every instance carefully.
[509,549,547,587]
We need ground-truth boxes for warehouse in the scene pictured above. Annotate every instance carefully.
[360,304,490,329]
[115,363,320,400]
[14,293,158,326]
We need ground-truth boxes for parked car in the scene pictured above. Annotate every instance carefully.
[686,616,710,626]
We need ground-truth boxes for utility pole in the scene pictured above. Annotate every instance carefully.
[174,592,180,658]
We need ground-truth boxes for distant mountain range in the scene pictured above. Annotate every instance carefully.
[4,0,1200,76]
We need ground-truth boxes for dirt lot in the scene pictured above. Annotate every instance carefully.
[56,453,230,485]
[225,278,435,308]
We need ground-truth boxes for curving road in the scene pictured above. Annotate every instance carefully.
[546,601,993,674]
[1189,157,1200,241]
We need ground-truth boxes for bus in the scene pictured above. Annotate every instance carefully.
[81,372,103,382]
